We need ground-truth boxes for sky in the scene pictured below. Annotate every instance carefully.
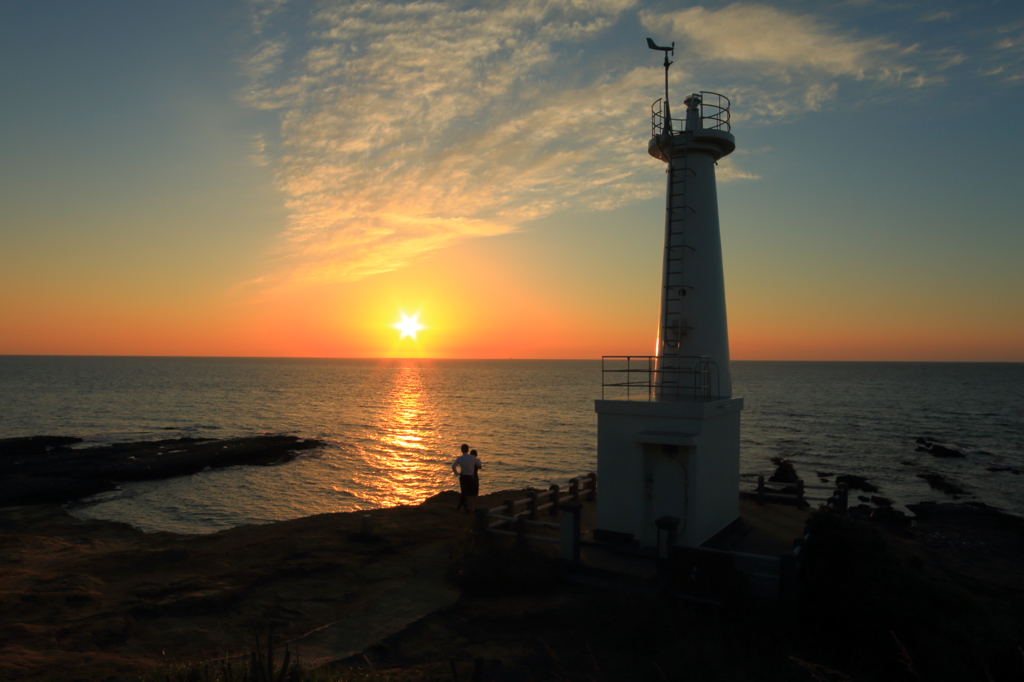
[2,0,1022,361]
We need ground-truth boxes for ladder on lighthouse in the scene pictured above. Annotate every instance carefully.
[653,98,703,400]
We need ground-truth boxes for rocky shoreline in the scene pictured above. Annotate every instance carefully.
[0,435,324,508]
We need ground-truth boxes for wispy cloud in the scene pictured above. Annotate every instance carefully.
[640,3,936,118]
[642,4,901,78]
[243,0,668,285]
[242,1,941,286]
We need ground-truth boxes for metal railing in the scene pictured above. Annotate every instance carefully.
[651,91,731,136]
[601,356,719,401]
[698,91,731,131]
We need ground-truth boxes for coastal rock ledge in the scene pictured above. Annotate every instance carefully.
[0,435,324,507]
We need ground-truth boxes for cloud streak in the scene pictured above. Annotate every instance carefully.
[244,0,666,284]
[243,1,939,286]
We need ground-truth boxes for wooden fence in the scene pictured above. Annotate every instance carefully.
[474,472,596,562]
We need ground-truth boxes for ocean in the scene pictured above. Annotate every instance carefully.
[1,356,1021,534]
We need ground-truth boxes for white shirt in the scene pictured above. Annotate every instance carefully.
[452,453,481,476]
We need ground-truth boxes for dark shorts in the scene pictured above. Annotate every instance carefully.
[459,475,479,496]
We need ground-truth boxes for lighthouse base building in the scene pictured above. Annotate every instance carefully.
[594,396,742,548]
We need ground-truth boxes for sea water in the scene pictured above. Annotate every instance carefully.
[1,356,1021,533]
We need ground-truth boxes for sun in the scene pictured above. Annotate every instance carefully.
[393,311,426,340]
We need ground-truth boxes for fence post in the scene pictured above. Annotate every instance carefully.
[528,490,539,520]
[569,477,580,502]
[796,479,806,509]
[503,499,515,530]
[757,475,765,505]
[586,472,597,502]
[515,514,528,549]
[548,484,560,516]
[559,501,582,564]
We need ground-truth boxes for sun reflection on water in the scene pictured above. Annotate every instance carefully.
[353,362,449,508]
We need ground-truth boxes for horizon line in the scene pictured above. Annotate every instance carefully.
[1,354,1021,364]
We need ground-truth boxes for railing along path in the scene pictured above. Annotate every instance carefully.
[475,472,596,561]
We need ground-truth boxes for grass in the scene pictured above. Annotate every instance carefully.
[138,627,391,682]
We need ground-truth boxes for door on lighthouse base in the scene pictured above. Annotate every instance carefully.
[641,443,689,547]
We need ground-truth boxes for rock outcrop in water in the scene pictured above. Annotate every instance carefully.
[767,457,799,483]
[835,474,879,493]
[0,435,324,507]
[915,436,966,458]
[917,471,967,495]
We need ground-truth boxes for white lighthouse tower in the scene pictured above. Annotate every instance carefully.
[593,39,743,548]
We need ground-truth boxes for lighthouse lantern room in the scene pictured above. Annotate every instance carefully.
[594,39,743,549]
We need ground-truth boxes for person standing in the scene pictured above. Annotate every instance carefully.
[451,444,482,513]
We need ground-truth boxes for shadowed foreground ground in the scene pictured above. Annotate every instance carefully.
[2,491,1023,681]
[0,491,473,681]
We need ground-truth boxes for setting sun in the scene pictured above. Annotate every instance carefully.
[393,312,426,340]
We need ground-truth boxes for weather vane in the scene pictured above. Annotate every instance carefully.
[646,37,675,110]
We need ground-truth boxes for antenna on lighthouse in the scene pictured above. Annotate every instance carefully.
[646,37,675,127]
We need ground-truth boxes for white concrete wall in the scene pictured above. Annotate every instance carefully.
[595,397,742,547]
[651,123,737,400]
[686,408,741,545]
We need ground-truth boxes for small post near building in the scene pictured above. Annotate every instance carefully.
[594,39,743,549]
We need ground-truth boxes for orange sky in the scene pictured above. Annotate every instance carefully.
[2,2,1022,362]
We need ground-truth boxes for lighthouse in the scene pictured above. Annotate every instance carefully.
[593,39,743,549]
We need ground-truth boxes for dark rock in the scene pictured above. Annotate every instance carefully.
[0,436,82,458]
[870,496,893,506]
[900,460,917,466]
[768,458,799,484]
[927,444,965,458]
[815,471,833,477]
[836,474,879,493]
[987,466,1022,475]
[917,472,966,496]
[914,437,965,458]
[0,435,325,508]
[0,475,117,507]
[906,501,1024,533]
[870,505,911,529]
[858,495,870,503]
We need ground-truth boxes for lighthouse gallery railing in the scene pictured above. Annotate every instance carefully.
[651,91,731,136]
[601,355,720,401]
